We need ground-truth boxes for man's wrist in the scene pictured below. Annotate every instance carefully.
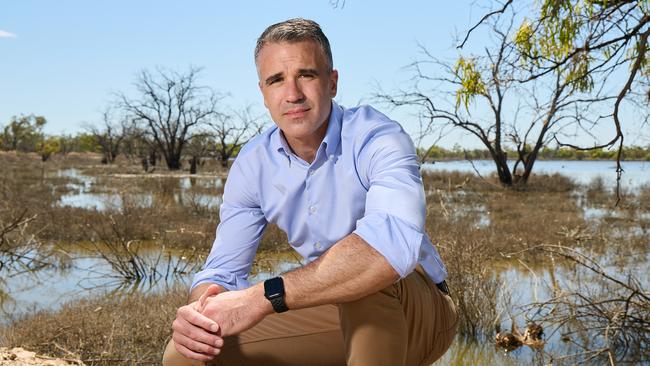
[248,283,275,316]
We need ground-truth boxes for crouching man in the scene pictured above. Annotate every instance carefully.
[163,18,457,366]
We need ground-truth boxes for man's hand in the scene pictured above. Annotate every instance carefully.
[201,283,274,337]
[171,284,226,361]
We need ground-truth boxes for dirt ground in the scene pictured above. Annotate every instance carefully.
[0,348,84,366]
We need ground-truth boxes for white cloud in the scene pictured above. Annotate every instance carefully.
[0,30,17,38]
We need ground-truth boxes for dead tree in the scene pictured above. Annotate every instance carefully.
[86,107,126,164]
[118,67,220,170]
[208,106,265,168]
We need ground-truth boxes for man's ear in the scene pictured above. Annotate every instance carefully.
[330,69,339,98]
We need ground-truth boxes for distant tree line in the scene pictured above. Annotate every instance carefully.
[419,144,650,163]
[0,67,265,173]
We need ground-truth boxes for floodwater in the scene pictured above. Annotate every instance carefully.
[54,168,224,211]
[2,160,649,365]
[51,160,650,211]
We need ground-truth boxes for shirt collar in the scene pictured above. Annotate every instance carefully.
[272,100,343,160]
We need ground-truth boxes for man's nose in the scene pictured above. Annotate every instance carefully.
[284,78,305,103]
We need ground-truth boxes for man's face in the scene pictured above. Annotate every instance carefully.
[257,41,338,146]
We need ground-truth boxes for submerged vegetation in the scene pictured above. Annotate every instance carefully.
[0,152,648,365]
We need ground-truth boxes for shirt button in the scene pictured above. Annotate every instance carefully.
[314,242,322,250]
[309,206,317,214]
[308,169,314,176]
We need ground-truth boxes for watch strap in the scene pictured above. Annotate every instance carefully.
[269,295,289,313]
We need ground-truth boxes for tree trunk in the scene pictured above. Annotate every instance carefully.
[487,149,513,186]
[110,149,118,163]
[189,156,198,174]
[149,149,157,167]
[219,152,229,168]
[141,156,149,172]
[166,153,182,170]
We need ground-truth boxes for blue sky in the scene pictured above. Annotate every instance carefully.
[1,1,647,149]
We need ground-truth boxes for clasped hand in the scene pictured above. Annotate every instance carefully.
[171,284,270,361]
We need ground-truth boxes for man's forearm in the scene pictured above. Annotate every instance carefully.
[281,233,400,309]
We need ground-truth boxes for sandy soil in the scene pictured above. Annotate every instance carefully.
[0,348,84,366]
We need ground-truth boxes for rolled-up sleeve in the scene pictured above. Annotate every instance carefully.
[353,123,426,278]
[191,160,267,291]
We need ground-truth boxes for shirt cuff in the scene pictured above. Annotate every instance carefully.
[353,212,423,278]
[191,268,250,291]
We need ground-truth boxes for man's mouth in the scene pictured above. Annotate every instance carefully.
[284,107,310,118]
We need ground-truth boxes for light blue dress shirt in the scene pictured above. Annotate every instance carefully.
[192,101,448,291]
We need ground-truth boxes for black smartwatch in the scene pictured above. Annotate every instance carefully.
[264,276,289,313]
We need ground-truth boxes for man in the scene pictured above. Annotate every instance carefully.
[163,18,457,366]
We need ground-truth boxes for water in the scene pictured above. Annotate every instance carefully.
[52,162,650,212]
[0,245,301,323]
[54,169,224,211]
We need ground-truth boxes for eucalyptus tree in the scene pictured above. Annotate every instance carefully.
[0,115,46,152]
[459,0,649,193]
[379,13,613,186]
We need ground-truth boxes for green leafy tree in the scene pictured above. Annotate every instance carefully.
[73,133,101,153]
[35,136,60,162]
[1,115,47,152]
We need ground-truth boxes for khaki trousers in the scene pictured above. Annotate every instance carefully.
[163,267,458,366]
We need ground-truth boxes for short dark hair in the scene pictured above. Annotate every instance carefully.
[255,18,333,70]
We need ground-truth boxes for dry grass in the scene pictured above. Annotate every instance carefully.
[0,285,186,365]
[0,153,223,250]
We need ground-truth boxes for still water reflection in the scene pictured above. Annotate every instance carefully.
[53,169,224,211]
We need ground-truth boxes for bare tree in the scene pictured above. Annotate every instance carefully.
[117,67,220,170]
[85,107,126,164]
[120,126,160,172]
[207,106,265,168]
[185,133,212,174]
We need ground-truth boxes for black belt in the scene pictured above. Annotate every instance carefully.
[435,280,450,295]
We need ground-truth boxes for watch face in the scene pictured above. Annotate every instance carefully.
[264,277,285,300]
